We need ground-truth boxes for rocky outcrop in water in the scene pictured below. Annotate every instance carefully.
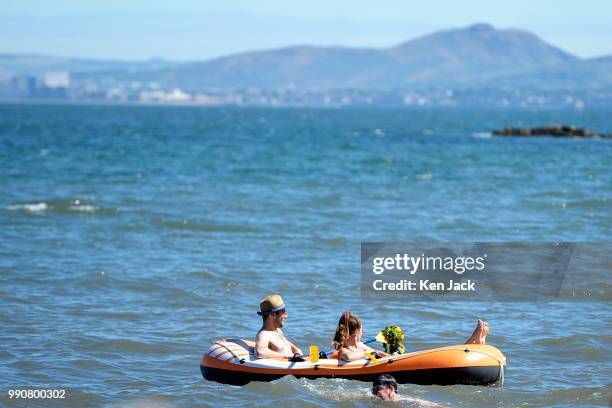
[492,125,610,138]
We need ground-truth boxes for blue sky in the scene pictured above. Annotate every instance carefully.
[1,0,611,60]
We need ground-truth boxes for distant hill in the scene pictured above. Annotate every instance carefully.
[73,23,587,91]
[0,54,181,77]
[386,23,577,85]
[2,23,611,93]
[486,55,612,90]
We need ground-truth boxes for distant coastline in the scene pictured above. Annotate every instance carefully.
[1,96,609,110]
[2,23,612,108]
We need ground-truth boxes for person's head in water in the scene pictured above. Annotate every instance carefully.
[333,311,362,350]
[372,374,399,401]
[257,294,287,329]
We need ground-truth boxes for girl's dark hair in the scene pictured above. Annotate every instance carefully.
[333,311,361,350]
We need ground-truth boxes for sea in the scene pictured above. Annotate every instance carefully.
[1,104,610,407]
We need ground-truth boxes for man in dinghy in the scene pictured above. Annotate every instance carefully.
[255,294,305,361]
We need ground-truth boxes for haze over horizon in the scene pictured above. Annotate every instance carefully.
[1,0,611,61]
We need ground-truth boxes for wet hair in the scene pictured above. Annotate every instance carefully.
[373,374,398,391]
[333,311,362,350]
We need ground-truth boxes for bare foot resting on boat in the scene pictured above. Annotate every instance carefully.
[465,319,489,344]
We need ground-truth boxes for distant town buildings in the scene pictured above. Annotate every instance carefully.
[0,70,609,109]
[1,71,70,99]
[43,71,70,88]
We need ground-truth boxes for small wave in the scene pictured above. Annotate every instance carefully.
[311,193,342,206]
[535,333,609,347]
[7,202,48,212]
[69,204,99,212]
[414,310,446,319]
[416,173,433,180]
[152,218,258,233]
[319,236,348,246]
[400,396,447,407]
[112,399,176,408]
[539,385,608,405]
[563,197,610,209]
[297,378,371,401]
[75,336,170,355]
[472,132,492,139]
[296,378,445,406]
[6,199,116,215]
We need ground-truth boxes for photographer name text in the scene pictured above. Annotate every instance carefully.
[372,279,477,291]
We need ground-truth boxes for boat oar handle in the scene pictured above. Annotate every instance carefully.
[364,351,380,364]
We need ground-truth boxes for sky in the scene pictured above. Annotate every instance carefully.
[1,0,611,61]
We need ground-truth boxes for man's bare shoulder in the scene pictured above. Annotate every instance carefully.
[256,328,273,341]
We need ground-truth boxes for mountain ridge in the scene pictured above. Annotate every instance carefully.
[140,23,582,91]
[2,23,611,92]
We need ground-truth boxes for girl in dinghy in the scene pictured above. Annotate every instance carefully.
[333,311,391,361]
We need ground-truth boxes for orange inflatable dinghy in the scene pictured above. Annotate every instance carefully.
[201,339,506,386]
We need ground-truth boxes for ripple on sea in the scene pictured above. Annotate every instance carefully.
[5,198,120,216]
[151,218,259,233]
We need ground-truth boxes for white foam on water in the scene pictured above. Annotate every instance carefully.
[69,205,99,212]
[472,132,492,139]
[7,202,48,212]
[416,173,433,180]
[297,378,370,401]
[399,396,447,407]
[296,378,446,406]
